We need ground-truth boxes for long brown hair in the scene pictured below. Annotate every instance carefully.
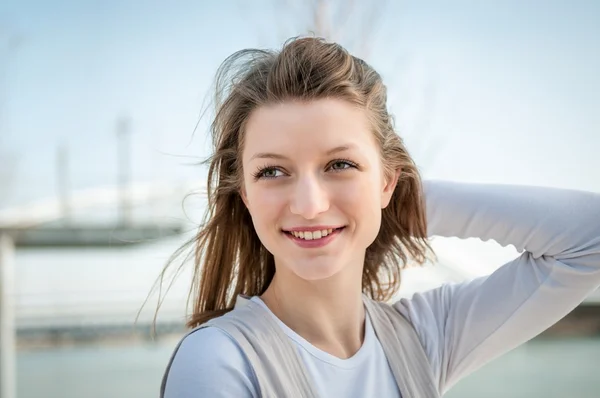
[152,37,435,330]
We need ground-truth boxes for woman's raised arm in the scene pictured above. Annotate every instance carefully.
[394,180,600,393]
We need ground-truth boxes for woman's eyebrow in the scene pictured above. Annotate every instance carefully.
[249,144,358,162]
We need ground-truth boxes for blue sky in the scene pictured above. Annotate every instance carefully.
[1,0,599,210]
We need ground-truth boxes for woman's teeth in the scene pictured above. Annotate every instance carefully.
[291,229,334,240]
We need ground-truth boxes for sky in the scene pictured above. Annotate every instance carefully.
[1,0,599,211]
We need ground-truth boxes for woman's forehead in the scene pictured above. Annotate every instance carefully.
[242,99,376,159]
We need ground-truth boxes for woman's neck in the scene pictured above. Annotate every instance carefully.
[260,266,366,359]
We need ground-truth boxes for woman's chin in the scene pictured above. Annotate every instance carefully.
[290,262,345,282]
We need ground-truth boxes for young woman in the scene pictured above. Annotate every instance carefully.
[160,37,600,397]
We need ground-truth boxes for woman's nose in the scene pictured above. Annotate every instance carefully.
[289,175,330,219]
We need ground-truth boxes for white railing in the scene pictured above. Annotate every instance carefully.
[0,180,204,229]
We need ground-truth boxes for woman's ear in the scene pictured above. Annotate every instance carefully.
[381,169,401,209]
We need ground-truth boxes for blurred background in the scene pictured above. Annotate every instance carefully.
[1,0,599,397]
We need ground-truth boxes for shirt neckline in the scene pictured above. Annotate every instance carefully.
[250,296,375,369]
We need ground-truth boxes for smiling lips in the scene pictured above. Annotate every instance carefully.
[290,229,333,240]
[283,226,345,247]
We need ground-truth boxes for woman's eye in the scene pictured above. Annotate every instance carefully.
[255,160,356,180]
[330,161,354,171]
[259,168,282,178]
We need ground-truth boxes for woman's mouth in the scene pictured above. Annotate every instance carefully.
[285,227,343,240]
[282,227,345,248]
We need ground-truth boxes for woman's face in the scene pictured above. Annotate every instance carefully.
[241,99,398,282]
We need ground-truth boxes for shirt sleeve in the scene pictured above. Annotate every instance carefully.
[162,326,260,398]
[393,180,600,394]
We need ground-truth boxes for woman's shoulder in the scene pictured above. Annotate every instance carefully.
[176,325,248,362]
[162,326,259,397]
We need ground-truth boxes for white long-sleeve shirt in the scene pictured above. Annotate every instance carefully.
[163,180,600,397]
